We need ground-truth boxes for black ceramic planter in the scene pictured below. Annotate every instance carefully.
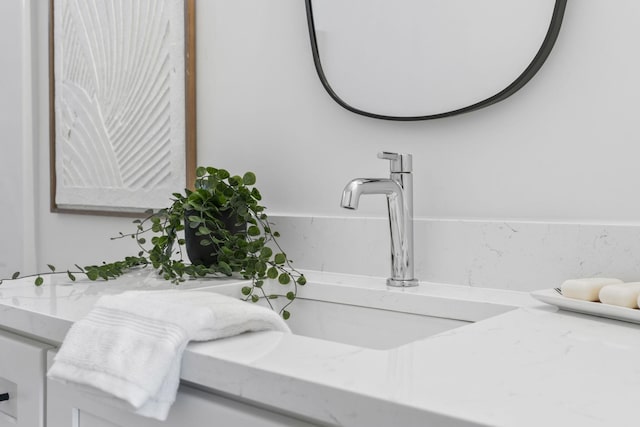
[184,210,246,267]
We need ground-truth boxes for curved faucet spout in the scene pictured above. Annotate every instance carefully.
[340,178,402,210]
[340,152,418,287]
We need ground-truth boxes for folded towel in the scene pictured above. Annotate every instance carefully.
[47,290,290,420]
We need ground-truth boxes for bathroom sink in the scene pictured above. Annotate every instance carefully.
[237,272,527,350]
[273,297,469,350]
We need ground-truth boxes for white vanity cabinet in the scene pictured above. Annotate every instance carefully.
[0,329,52,427]
[46,351,319,427]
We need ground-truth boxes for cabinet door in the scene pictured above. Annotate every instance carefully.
[46,351,319,427]
[0,329,51,427]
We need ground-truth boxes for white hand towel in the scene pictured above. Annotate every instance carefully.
[47,290,290,420]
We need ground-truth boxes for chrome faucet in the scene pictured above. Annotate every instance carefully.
[341,152,418,287]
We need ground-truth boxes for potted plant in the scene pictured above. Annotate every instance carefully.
[1,167,306,319]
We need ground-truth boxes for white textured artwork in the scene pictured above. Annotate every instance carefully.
[54,0,186,212]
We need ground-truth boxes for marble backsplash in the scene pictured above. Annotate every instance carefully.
[271,215,640,292]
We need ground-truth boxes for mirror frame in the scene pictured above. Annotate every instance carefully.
[305,0,568,121]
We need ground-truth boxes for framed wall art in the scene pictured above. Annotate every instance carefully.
[49,0,196,215]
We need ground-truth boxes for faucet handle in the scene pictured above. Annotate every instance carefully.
[378,152,413,173]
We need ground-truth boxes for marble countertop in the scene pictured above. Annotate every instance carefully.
[0,269,247,344]
[1,270,638,426]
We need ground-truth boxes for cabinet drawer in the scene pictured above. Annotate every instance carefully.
[46,351,318,427]
[0,329,51,427]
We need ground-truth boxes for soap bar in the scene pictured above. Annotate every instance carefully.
[560,278,623,301]
[599,282,640,309]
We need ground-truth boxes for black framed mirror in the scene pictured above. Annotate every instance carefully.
[306,0,568,121]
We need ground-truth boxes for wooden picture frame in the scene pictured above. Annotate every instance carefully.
[49,0,196,216]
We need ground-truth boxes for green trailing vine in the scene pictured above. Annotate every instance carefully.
[0,167,306,319]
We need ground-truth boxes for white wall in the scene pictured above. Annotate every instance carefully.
[0,1,25,277]
[198,0,640,222]
[6,0,640,289]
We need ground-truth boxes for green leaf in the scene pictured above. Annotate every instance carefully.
[282,310,290,320]
[242,172,256,185]
[267,267,278,279]
[251,295,259,303]
[247,225,261,236]
[241,286,252,296]
[86,270,99,281]
[11,272,20,279]
[217,169,230,179]
[218,261,232,276]
[67,271,76,281]
[286,291,295,301]
[35,276,44,286]
[278,273,291,285]
[222,186,235,197]
[47,264,56,272]
[260,247,273,259]
[198,226,211,235]
[137,238,146,245]
[274,253,286,265]
[196,166,206,177]
[188,215,203,224]
[257,261,267,275]
[297,276,307,285]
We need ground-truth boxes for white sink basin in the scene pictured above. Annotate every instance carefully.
[245,272,528,350]
[274,297,469,349]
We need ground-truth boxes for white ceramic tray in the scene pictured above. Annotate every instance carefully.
[531,288,640,325]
